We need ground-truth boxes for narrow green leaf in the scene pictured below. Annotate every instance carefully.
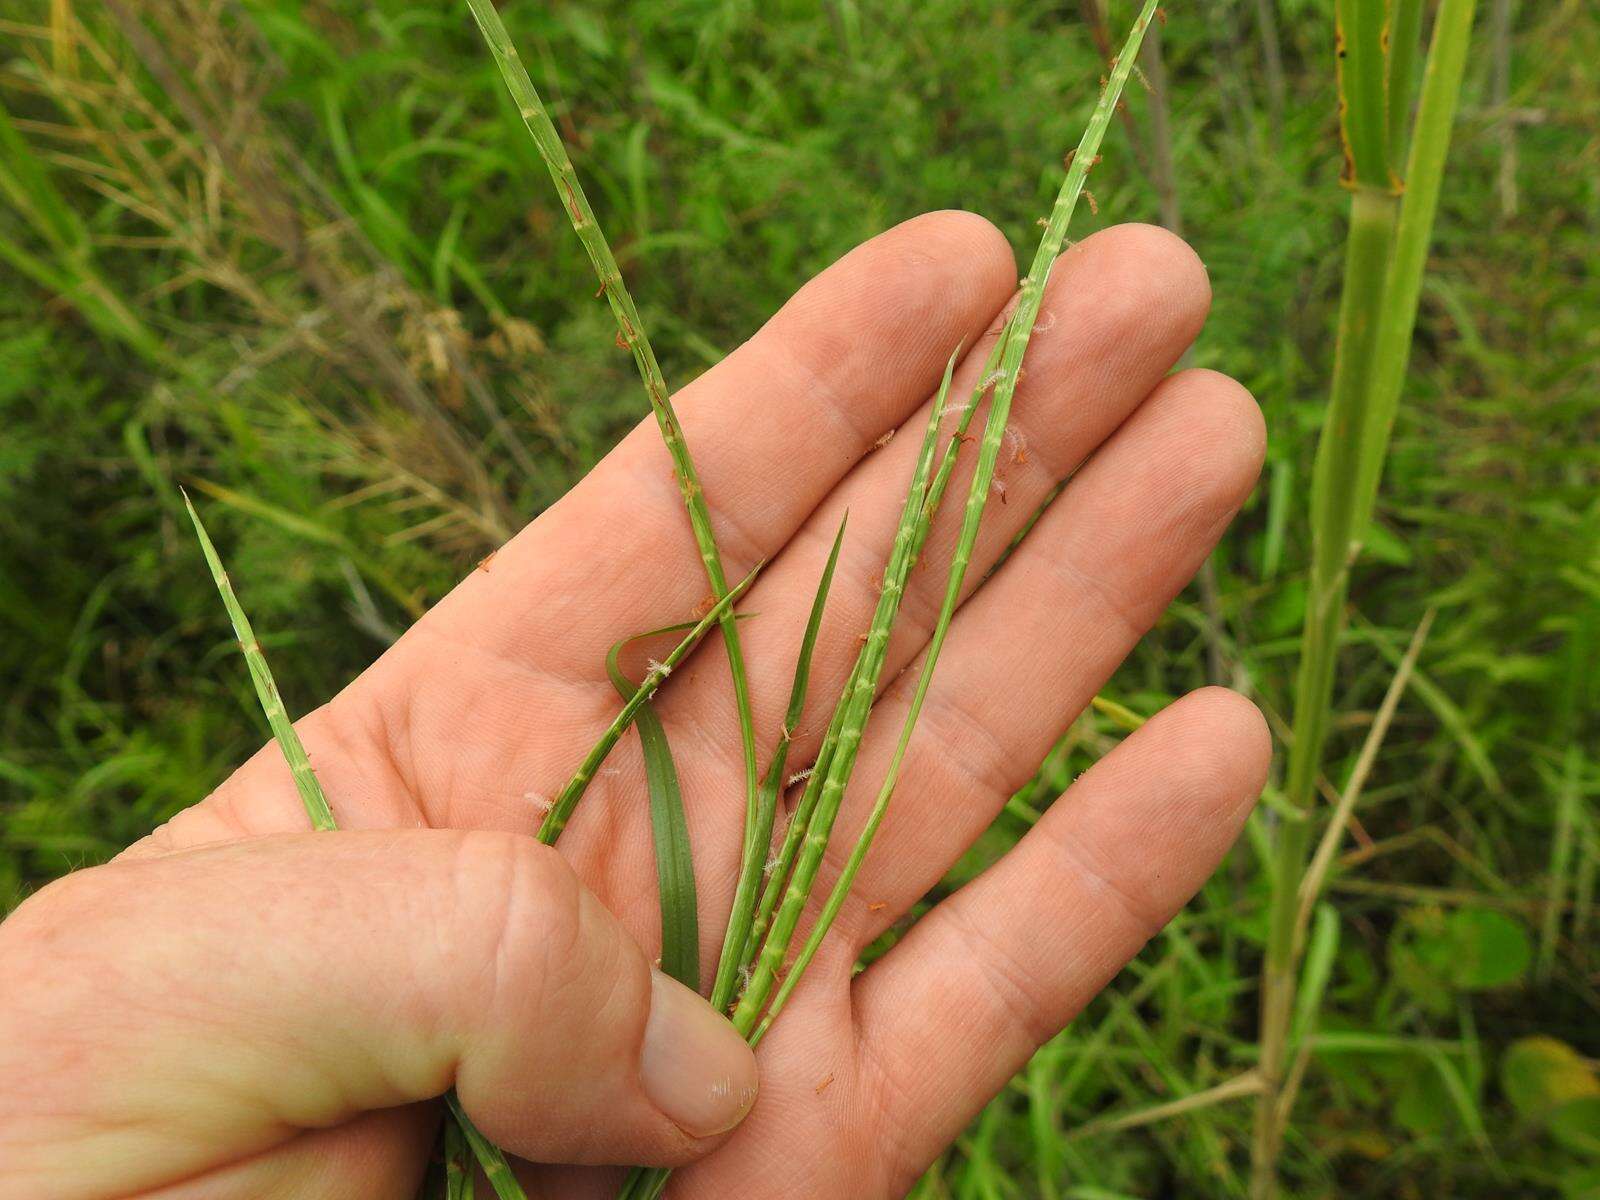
[730,347,961,1036]
[462,0,762,934]
[607,635,699,991]
[1290,904,1341,1047]
[1384,0,1426,167]
[1355,0,1481,524]
[187,490,522,1197]
[746,0,1162,1047]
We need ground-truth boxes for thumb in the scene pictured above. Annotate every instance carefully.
[0,830,757,1198]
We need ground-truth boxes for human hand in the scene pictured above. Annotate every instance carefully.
[0,212,1270,1199]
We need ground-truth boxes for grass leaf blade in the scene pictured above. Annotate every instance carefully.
[607,641,699,991]
[187,490,525,1198]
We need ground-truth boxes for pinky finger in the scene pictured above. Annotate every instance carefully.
[848,687,1270,1192]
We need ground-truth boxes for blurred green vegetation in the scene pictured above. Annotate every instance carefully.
[1,0,1597,1196]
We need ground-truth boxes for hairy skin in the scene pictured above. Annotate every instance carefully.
[0,214,1269,1200]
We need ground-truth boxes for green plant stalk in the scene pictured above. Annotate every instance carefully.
[462,0,761,871]
[1251,0,1478,1194]
[728,350,960,1036]
[740,659,854,969]
[749,0,1161,1048]
[447,1095,523,1200]
[536,563,761,844]
[738,338,1005,973]
[186,494,526,1199]
[606,372,961,1200]
[184,490,336,832]
[1292,609,1433,949]
[1252,184,1396,1200]
[709,514,849,1011]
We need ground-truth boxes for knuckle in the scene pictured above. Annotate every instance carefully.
[1039,816,1172,940]
[943,904,1062,1047]
[451,831,641,1041]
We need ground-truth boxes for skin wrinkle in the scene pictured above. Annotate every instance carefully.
[938,900,1066,1047]
[765,331,890,454]
[380,635,613,831]
[847,1008,940,1197]
[1037,811,1175,940]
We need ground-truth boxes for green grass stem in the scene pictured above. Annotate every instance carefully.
[1251,1,1479,1193]
[747,0,1161,1047]
[709,512,849,1011]
[729,348,960,1036]
[461,0,762,882]
[536,562,762,844]
[183,490,336,832]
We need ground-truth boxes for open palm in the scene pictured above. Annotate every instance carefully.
[135,212,1269,1198]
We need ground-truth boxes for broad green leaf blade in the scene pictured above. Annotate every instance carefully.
[183,490,336,832]
[607,639,699,991]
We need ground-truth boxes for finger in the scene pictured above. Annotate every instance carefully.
[807,367,1265,954]
[169,211,1015,844]
[849,688,1270,1190]
[132,1111,434,1200]
[0,831,758,1199]
[659,225,1212,818]
[401,209,1015,684]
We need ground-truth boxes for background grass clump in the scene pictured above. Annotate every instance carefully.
[2,1,1598,1196]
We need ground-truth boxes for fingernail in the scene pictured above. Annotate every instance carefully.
[639,970,758,1137]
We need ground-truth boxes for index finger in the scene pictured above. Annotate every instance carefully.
[397,211,1016,687]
